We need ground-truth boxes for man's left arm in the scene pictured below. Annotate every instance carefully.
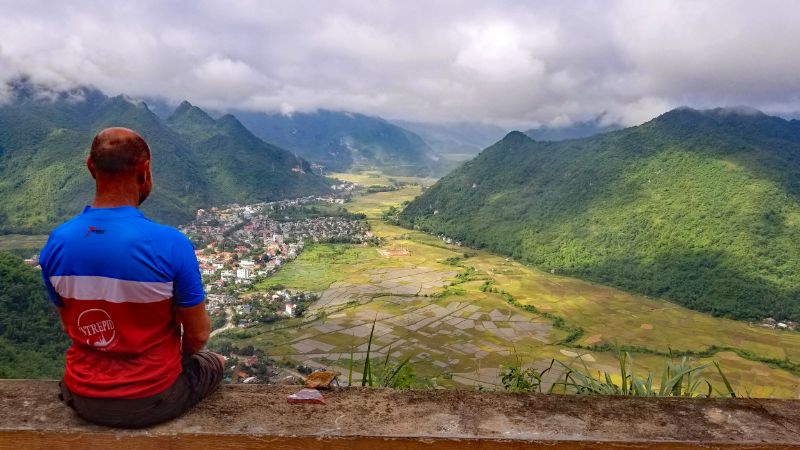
[176,302,210,354]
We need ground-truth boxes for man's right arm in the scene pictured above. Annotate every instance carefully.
[176,302,211,354]
[39,237,67,332]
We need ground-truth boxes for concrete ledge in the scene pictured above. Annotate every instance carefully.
[2,380,800,449]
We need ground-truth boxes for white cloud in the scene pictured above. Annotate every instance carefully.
[0,0,799,127]
[454,21,549,82]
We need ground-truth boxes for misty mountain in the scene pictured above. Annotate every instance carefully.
[234,109,443,176]
[0,82,330,234]
[401,107,800,321]
[525,115,621,141]
[391,120,508,160]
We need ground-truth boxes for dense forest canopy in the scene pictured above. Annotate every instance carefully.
[401,107,800,321]
[0,252,67,378]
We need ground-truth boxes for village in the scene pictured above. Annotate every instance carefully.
[177,188,371,327]
[173,187,378,385]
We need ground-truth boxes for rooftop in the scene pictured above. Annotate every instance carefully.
[2,380,799,448]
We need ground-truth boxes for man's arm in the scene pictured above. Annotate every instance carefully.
[171,233,209,354]
[176,301,211,354]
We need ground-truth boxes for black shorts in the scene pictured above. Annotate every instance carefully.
[58,351,224,428]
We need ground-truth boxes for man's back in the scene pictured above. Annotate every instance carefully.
[38,127,221,428]
[40,205,204,399]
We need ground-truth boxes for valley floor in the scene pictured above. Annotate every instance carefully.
[214,172,800,397]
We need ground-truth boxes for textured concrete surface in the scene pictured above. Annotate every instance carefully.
[1,379,800,448]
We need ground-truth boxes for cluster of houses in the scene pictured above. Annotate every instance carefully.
[178,195,369,293]
[206,288,311,327]
[278,217,370,244]
[759,317,798,331]
[437,233,463,247]
[178,194,368,330]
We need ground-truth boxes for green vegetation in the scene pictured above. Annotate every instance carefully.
[235,109,444,176]
[355,319,428,389]
[0,235,47,253]
[256,244,382,292]
[500,359,552,393]
[401,108,800,321]
[501,351,738,398]
[0,87,330,234]
[218,179,800,397]
[211,310,227,330]
[0,252,68,378]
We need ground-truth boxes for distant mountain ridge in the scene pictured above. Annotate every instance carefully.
[234,109,443,176]
[0,82,330,234]
[525,114,621,141]
[401,106,800,321]
[391,120,508,159]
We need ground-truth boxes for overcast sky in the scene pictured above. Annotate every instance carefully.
[1,0,799,128]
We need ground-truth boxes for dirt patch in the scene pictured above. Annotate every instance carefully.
[584,334,603,345]
[640,323,653,330]
[378,248,411,257]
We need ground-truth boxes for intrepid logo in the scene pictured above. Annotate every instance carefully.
[77,308,117,349]
[85,226,106,237]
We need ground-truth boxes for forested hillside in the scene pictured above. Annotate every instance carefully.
[235,109,443,176]
[0,82,330,234]
[401,107,800,321]
[0,252,67,378]
[166,101,329,203]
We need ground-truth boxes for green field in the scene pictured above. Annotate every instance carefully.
[331,171,438,190]
[217,172,800,397]
[0,235,48,250]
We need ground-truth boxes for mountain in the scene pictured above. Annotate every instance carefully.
[167,101,327,203]
[525,115,621,141]
[391,120,508,160]
[401,107,800,321]
[0,251,68,378]
[234,109,443,176]
[0,82,330,234]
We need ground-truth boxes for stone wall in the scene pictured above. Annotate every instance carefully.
[2,380,799,449]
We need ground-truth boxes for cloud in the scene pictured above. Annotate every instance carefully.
[0,0,799,127]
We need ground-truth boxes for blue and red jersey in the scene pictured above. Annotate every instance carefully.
[39,206,205,399]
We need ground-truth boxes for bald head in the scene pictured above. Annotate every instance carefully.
[87,127,153,207]
[89,127,150,175]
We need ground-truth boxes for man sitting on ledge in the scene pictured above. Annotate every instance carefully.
[38,127,224,428]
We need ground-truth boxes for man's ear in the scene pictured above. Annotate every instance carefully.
[137,159,151,184]
[86,157,97,180]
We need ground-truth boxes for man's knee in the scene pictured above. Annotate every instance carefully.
[187,351,224,394]
[195,350,225,372]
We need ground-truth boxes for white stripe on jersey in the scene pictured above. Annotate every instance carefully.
[49,275,173,303]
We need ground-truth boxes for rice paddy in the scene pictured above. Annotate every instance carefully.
[218,172,800,397]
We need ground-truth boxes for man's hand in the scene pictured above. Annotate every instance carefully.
[176,301,211,354]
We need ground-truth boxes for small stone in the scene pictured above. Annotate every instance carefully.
[287,388,326,405]
[304,370,338,390]
[280,375,301,385]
